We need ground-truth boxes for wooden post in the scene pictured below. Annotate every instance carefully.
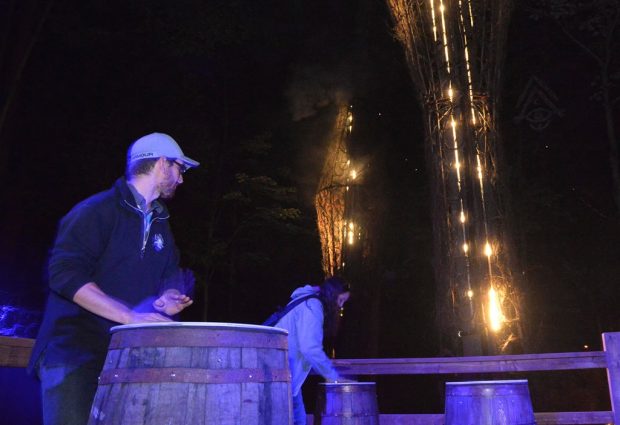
[603,332,620,425]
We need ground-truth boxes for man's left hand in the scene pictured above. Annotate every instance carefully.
[153,289,193,316]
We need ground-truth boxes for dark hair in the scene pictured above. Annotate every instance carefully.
[126,158,159,178]
[319,276,350,339]
[319,276,349,302]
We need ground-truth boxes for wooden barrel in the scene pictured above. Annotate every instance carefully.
[88,322,292,425]
[314,382,379,425]
[445,380,536,425]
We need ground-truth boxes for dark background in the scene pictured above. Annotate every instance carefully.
[0,0,619,419]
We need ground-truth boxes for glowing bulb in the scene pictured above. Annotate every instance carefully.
[460,211,466,223]
[462,243,469,253]
[347,160,351,166]
[488,287,503,332]
[484,242,493,257]
[467,290,474,299]
[351,170,357,180]
[347,113,353,124]
[448,87,454,100]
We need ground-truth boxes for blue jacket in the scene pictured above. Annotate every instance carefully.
[28,178,180,371]
[276,285,340,396]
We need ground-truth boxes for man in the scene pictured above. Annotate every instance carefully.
[28,132,199,425]
[274,276,352,425]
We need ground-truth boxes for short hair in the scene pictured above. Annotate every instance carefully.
[126,158,159,178]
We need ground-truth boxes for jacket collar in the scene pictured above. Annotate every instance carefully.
[114,177,169,217]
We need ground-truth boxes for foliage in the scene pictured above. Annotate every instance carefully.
[528,0,620,213]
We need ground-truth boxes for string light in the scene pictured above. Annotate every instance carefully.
[488,286,503,332]
[347,111,354,133]
[385,0,518,351]
[457,0,477,125]
[439,0,451,73]
[467,0,474,28]
[484,242,493,257]
[429,0,438,42]
[348,222,355,245]
[315,105,354,275]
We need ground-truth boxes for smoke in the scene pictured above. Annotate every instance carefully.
[285,64,352,122]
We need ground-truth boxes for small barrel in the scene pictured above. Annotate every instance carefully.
[88,322,292,425]
[314,382,379,425]
[445,379,536,425]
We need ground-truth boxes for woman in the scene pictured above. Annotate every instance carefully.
[275,276,352,425]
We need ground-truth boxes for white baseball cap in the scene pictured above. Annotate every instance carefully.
[127,133,200,169]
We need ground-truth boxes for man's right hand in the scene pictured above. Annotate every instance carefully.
[73,282,173,324]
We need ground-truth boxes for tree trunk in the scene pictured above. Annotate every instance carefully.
[601,70,620,215]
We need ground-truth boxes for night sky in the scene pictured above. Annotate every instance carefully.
[1,0,619,416]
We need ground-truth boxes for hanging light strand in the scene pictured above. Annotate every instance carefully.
[458,0,477,125]
[439,0,451,74]
[429,0,438,42]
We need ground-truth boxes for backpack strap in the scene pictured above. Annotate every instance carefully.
[262,293,319,326]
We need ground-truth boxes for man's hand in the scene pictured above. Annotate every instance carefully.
[153,289,193,316]
[74,282,174,324]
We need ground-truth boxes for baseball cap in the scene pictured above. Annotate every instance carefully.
[127,133,200,169]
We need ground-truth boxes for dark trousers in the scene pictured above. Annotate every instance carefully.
[36,357,101,425]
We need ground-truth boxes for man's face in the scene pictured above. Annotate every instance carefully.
[159,160,184,199]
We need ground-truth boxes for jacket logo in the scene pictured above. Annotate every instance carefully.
[153,234,165,251]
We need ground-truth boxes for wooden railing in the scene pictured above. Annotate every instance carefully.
[320,332,620,424]
[3,332,620,424]
[0,335,34,368]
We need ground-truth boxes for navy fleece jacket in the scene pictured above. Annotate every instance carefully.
[28,178,180,371]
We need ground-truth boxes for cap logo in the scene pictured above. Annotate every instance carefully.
[132,152,155,160]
